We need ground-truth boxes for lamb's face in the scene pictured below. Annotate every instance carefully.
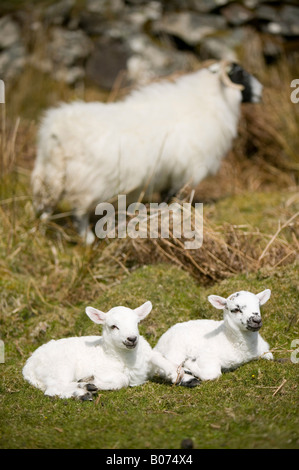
[85,301,152,351]
[208,289,271,333]
[225,292,264,332]
[104,308,141,351]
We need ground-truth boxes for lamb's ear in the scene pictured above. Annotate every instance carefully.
[85,306,106,324]
[134,301,152,321]
[208,295,227,309]
[256,289,271,306]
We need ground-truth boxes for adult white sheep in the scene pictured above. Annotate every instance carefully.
[32,61,263,243]
[154,290,273,387]
[22,301,182,399]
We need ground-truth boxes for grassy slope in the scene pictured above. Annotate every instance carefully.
[0,212,298,448]
[0,30,298,448]
[1,263,298,449]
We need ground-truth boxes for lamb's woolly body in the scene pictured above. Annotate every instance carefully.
[32,68,242,217]
[23,302,181,399]
[23,335,154,397]
[155,290,273,384]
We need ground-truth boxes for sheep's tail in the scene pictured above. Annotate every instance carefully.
[31,135,67,218]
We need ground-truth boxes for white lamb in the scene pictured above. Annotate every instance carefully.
[32,61,263,243]
[22,301,182,399]
[155,290,273,387]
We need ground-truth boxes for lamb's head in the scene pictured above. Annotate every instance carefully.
[208,61,263,104]
[208,289,271,332]
[85,301,152,351]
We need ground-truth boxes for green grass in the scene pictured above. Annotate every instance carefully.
[0,170,298,449]
[0,262,298,449]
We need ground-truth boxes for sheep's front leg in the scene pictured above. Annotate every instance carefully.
[260,351,273,360]
[258,338,273,361]
[77,373,130,398]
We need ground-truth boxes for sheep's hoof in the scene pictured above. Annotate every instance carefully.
[80,392,93,401]
[180,378,201,388]
[86,383,98,393]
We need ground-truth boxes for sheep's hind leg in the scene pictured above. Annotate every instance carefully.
[151,351,200,387]
[184,357,222,382]
[44,380,89,399]
[77,376,98,401]
[180,372,201,388]
[73,212,95,245]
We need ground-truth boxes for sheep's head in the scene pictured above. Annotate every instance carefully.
[208,290,271,332]
[208,61,263,104]
[85,301,152,351]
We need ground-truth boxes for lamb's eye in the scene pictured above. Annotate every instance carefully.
[231,307,241,314]
[110,325,119,330]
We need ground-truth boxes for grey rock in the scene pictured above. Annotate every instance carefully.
[44,0,74,26]
[0,15,22,49]
[281,5,299,36]
[221,3,255,26]
[256,4,279,23]
[79,12,107,36]
[262,36,283,63]
[0,16,26,80]
[199,27,248,62]
[48,28,93,68]
[126,1,162,27]
[126,34,198,85]
[152,12,227,46]
[86,38,130,89]
[53,66,86,85]
[0,43,26,80]
[192,0,231,13]
[160,0,230,13]
[260,5,299,37]
[200,37,237,61]
[86,0,125,15]
[46,28,92,84]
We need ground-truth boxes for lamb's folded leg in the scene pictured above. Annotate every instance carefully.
[184,357,221,381]
[150,350,187,384]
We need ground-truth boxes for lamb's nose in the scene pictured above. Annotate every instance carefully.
[127,336,137,344]
[252,315,262,325]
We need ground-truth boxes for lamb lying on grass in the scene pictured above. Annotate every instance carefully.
[155,290,273,387]
[23,301,182,400]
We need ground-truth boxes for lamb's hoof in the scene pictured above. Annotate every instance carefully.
[80,392,93,401]
[180,378,201,388]
[86,383,98,393]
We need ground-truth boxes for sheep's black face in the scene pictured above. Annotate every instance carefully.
[228,63,263,103]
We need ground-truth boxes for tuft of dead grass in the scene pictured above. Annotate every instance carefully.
[99,191,298,285]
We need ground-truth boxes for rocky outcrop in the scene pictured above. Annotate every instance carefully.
[0,0,298,88]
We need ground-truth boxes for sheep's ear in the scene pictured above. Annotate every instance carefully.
[208,295,227,309]
[134,301,152,321]
[256,289,271,306]
[85,306,106,324]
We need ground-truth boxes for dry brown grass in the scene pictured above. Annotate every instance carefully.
[1,29,298,288]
